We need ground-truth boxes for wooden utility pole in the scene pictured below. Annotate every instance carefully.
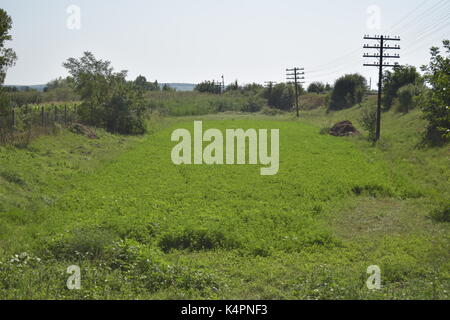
[363,35,401,141]
[286,67,305,118]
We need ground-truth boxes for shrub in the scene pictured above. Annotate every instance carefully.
[359,104,377,141]
[394,84,417,113]
[242,96,266,113]
[383,65,422,111]
[264,83,295,111]
[63,52,148,135]
[421,40,450,145]
[328,74,367,111]
[307,82,326,94]
[44,226,117,261]
[195,81,222,94]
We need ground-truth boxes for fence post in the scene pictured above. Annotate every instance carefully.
[64,105,67,125]
[41,106,45,126]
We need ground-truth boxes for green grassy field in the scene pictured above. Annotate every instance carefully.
[0,108,448,299]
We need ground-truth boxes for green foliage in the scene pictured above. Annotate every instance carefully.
[429,202,450,223]
[328,74,367,111]
[383,65,422,111]
[307,82,326,94]
[242,95,266,112]
[159,228,240,252]
[0,115,449,299]
[420,40,450,145]
[225,80,240,92]
[260,106,285,116]
[264,83,295,111]
[63,52,147,134]
[195,81,222,94]
[133,75,159,92]
[394,83,424,113]
[44,226,116,261]
[359,104,377,141]
[162,83,175,92]
[0,9,17,85]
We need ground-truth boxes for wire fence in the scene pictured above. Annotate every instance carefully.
[0,104,79,145]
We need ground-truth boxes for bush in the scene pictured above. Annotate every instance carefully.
[421,40,450,145]
[394,84,416,113]
[383,65,422,111]
[307,82,325,94]
[63,52,148,135]
[242,96,266,113]
[195,81,222,94]
[264,83,295,111]
[106,94,147,134]
[44,226,117,261]
[328,74,367,111]
[359,104,377,141]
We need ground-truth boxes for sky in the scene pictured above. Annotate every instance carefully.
[2,0,449,87]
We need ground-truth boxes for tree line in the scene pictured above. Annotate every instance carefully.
[0,8,448,145]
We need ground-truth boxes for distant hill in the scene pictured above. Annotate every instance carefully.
[3,83,196,92]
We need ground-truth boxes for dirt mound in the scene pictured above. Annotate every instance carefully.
[329,121,360,137]
[69,123,98,139]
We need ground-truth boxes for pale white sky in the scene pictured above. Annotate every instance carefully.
[2,0,449,87]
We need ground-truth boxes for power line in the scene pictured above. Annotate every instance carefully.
[363,35,401,142]
[308,0,447,78]
[286,67,305,118]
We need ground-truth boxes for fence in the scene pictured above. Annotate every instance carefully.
[0,104,79,145]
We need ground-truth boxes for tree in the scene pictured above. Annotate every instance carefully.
[420,40,450,145]
[264,83,295,111]
[328,74,367,111]
[307,82,325,94]
[226,80,239,92]
[0,9,17,86]
[63,52,146,134]
[162,83,175,92]
[133,75,160,91]
[134,75,149,90]
[382,65,422,110]
[195,81,222,94]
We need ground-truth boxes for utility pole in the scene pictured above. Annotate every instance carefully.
[363,35,401,141]
[221,75,225,93]
[286,67,305,118]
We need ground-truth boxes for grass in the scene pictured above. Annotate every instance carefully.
[147,91,263,116]
[0,107,448,299]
